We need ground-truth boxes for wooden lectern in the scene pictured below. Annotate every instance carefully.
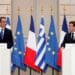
[62,44,75,75]
[0,43,11,75]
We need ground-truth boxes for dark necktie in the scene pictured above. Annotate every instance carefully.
[1,29,3,39]
[72,33,74,40]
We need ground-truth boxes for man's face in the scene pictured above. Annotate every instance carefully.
[1,18,6,28]
[68,23,74,32]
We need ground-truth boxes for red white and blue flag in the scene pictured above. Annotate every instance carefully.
[57,15,68,67]
[23,15,40,72]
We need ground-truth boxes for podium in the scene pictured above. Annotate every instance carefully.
[62,44,75,75]
[0,44,11,75]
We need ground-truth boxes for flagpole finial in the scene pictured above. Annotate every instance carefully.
[64,5,66,15]
[50,6,53,15]
[30,6,33,15]
[6,5,8,15]
[41,6,44,15]
[17,7,20,15]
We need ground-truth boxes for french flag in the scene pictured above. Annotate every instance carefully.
[23,15,40,72]
[57,15,68,67]
[6,17,11,30]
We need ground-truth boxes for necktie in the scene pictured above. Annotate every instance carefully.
[72,33,74,40]
[1,29,3,39]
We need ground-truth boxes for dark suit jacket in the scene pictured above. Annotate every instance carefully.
[61,33,75,48]
[0,28,13,49]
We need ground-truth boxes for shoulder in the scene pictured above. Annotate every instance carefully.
[66,32,71,35]
[5,28,12,33]
[65,33,71,37]
[5,28,11,31]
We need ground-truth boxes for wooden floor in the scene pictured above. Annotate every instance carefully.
[12,67,61,75]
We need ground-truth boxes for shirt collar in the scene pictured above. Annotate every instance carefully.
[0,27,2,32]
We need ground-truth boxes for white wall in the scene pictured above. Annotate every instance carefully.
[59,0,75,33]
[0,0,11,17]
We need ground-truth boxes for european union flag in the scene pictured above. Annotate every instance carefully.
[11,15,26,70]
[45,15,60,71]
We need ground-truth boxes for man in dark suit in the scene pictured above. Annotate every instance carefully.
[0,17,13,49]
[61,21,75,48]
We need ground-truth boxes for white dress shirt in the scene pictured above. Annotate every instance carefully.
[73,32,75,39]
[0,27,2,33]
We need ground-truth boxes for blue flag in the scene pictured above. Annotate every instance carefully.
[6,17,11,29]
[45,15,60,71]
[6,17,10,25]
[11,15,26,70]
[35,16,47,71]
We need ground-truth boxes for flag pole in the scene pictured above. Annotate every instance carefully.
[50,6,54,75]
[29,7,33,75]
[17,7,20,16]
[41,6,44,15]
[29,67,32,75]
[51,6,53,16]
[6,5,8,15]
[18,67,20,75]
[63,5,66,15]
[52,68,54,75]
[6,5,11,16]
[17,7,20,75]
[41,71,43,75]
[40,6,44,75]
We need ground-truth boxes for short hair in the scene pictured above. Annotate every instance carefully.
[0,17,6,22]
[69,21,75,27]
